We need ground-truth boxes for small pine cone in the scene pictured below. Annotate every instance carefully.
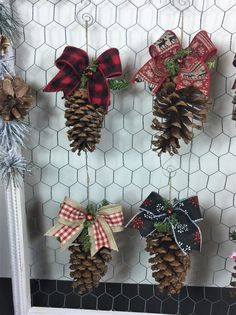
[0,76,33,121]
[69,243,112,294]
[151,78,211,156]
[146,231,191,295]
[65,88,105,155]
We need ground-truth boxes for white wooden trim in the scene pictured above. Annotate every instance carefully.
[6,180,31,315]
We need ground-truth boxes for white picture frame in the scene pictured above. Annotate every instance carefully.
[5,181,164,315]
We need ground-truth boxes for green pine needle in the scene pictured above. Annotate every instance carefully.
[206,58,217,72]
[108,78,129,91]
[79,227,91,253]
[154,221,173,234]
[230,231,236,241]
[79,59,99,88]
[99,199,110,208]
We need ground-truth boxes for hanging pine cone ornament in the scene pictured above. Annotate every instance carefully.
[64,88,104,154]
[146,231,190,294]
[44,47,126,155]
[132,30,217,156]
[46,197,124,294]
[126,192,202,295]
[69,242,112,293]
[0,76,33,121]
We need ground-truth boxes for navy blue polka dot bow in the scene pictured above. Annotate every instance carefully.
[126,192,202,254]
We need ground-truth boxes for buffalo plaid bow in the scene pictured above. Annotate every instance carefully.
[45,197,124,256]
[126,192,203,255]
[132,30,217,97]
[43,47,122,112]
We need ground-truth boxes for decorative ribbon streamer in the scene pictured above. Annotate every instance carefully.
[43,47,122,112]
[126,192,202,255]
[232,54,236,89]
[45,197,124,256]
[132,30,217,97]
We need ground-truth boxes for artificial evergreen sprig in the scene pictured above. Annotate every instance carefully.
[0,3,21,43]
[80,59,99,88]
[78,200,110,252]
[108,78,129,91]
[164,48,192,77]
[0,118,30,150]
[230,230,236,241]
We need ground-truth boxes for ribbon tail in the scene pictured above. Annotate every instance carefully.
[44,222,63,237]
[88,70,110,112]
[60,225,84,251]
[89,217,118,257]
[171,210,202,255]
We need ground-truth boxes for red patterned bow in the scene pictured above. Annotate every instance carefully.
[43,47,122,112]
[132,30,217,96]
[45,197,124,256]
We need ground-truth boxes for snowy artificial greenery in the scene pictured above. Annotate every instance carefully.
[0,118,30,150]
[0,3,21,43]
[0,53,14,78]
[0,149,28,187]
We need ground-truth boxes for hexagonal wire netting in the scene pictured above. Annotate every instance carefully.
[12,0,236,287]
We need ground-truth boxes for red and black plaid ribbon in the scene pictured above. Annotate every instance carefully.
[43,47,122,112]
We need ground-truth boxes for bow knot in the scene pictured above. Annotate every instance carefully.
[46,197,124,256]
[43,47,122,112]
[126,192,202,255]
[132,30,217,96]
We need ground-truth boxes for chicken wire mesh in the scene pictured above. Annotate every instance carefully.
[11,0,236,287]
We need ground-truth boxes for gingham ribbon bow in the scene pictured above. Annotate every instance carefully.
[132,30,217,96]
[43,47,122,112]
[45,197,124,256]
[126,192,202,255]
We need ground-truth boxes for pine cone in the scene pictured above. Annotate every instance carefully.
[69,242,112,294]
[151,78,211,156]
[65,88,105,155]
[0,76,33,121]
[146,231,191,295]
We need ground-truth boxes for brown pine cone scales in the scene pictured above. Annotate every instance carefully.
[69,242,112,294]
[151,78,211,156]
[146,231,191,295]
[0,76,33,121]
[65,88,105,155]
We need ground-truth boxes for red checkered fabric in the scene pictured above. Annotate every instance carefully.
[43,46,122,112]
[59,202,85,222]
[51,200,123,251]
[102,211,124,226]
[93,220,110,250]
[55,225,81,245]
[54,202,86,244]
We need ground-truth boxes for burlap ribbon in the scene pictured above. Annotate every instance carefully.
[45,197,124,256]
